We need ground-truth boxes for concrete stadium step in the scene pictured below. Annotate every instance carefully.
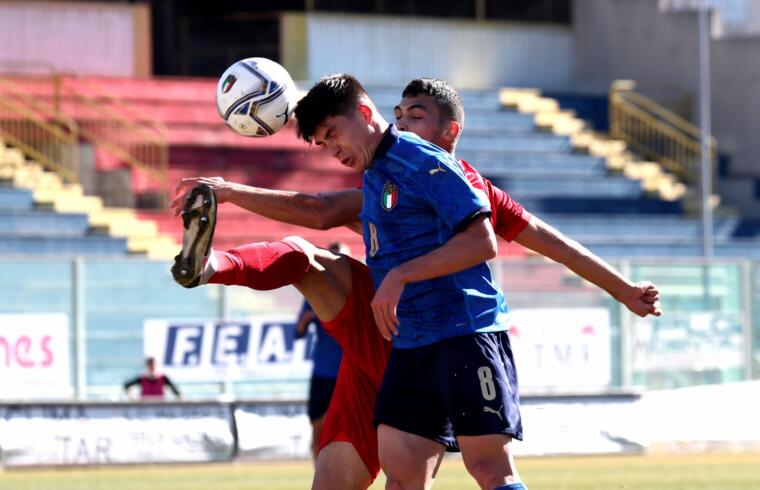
[460,153,606,176]
[458,133,572,153]
[518,197,683,215]
[539,215,740,240]
[583,239,760,260]
[0,233,128,255]
[494,175,643,199]
[16,75,217,103]
[0,210,91,236]
[0,187,35,210]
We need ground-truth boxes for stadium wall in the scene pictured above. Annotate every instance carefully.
[0,1,151,76]
[573,0,760,216]
[4,383,760,467]
[281,13,574,90]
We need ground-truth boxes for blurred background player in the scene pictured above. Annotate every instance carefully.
[123,357,181,400]
[295,242,346,460]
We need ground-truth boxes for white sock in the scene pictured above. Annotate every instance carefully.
[199,247,218,285]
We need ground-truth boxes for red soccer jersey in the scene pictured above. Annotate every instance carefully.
[458,159,531,242]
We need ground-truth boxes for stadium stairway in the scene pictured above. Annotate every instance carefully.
[29,75,759,260]
[0,139,178,257]
[370,85,760,260]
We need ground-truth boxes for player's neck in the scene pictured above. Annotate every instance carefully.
[372,118,389,145]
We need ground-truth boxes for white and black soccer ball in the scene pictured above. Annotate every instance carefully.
[216,57,298,137]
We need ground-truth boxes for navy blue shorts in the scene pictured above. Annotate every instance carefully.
[308,375,338,421]
[375,331,522,450]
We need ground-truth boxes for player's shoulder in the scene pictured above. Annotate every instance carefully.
[388,132,460,176]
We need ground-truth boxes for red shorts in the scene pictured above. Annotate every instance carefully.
[319,256,391,481]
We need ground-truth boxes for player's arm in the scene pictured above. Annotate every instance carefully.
[171,176,363,232]
[163,376,181,398]
[372,214,497,340]
[513,216,662,318]
[295,308,317,339]
[123,376,140,394]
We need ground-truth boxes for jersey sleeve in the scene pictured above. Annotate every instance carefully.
[162,375,181,396]
[410,155,491,232]
[123,376,141,390]
[484,178,532,242]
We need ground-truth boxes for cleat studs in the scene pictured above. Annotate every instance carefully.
[203,199,211,207]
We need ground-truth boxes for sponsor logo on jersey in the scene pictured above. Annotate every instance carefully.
[429,163,447,175]
[222,74,237,93]
[382,181,398,211]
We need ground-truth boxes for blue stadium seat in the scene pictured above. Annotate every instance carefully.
[0,187,35,211]
[0,210,91,236]
[0,234,128,255]
[459,153,606,177]
[493,175,643,199]
[583,240,760,260]
[539,215,740,240]
[519,197,683,215]
[458,133,572,153]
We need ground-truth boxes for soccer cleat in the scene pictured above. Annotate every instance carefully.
[171,184,217,288]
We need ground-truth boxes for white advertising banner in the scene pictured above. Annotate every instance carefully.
[0,403,235,466]
[143,318,313,382]
[506,308,612,391]
[516,395,643,456]
[235,403,312,460]
[631,311,743,372]
[0,313,71,399]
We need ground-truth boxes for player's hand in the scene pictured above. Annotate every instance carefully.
[371,269,406,341]
[618,281,662,318]
[170,176,230,216]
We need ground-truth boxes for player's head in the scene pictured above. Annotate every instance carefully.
[294,74,384,172]
[396,78,464,155]
[145,357,155,372]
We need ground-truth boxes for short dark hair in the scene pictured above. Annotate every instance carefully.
[402,78,464,128]
[294,74,368,143]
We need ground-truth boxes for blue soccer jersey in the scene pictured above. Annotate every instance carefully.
[359,126,510,348]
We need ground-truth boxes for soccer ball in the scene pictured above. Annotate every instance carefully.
[216,57,298,137]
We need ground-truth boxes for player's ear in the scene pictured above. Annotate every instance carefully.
[357,103,373,124]
[443,120,461,143]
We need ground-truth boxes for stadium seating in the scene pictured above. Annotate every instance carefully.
[12,75,759,260]
[370,85,760,260]
[0,184,128,255]
[0,138,177,257]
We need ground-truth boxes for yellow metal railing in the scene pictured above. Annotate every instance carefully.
[609,80,716,184]
[0,77,79,182]
[60,75,168,188]
[0,73,168,204]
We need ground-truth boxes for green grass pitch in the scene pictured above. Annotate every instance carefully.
[2,452,759,490]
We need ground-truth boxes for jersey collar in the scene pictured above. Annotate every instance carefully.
[372,124,400,163]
